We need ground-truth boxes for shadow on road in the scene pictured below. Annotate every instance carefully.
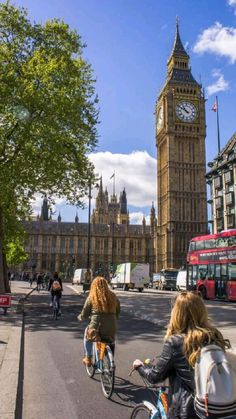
[111,375,157,409]
[24,291,166,346]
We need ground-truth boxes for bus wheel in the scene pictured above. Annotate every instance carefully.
[199,287,207,299]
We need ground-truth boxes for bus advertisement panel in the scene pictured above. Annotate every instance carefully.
[187,229,236,301]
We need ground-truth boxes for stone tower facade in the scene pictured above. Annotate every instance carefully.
[91,178,129,226]
[155,21,208,271]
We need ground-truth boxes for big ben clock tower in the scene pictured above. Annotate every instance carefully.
[156,21,208,271]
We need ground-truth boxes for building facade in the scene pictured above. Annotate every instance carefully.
[206,132,236,233]
[155,21,208,271]
[23,181,156,279]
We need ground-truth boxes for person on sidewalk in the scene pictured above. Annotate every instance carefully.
[48,272,63,315]
[77,276,120,366]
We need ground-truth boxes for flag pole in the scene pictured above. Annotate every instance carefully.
[216,96,221,154]
[113,172,115,196]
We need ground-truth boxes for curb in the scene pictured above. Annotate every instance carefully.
[0,287,35,419]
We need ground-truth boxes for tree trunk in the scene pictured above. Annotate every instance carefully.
[0,207,10,293]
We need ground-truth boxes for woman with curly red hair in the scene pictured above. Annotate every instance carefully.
[78,276,120,366]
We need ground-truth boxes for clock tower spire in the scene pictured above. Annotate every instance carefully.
[155,22,208,271]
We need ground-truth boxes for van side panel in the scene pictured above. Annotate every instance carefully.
[176,271,187,290]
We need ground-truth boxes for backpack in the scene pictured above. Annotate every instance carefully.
[52,280,61,292]
[194,344,236,418]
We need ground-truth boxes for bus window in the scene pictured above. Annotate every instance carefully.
[188,265,197,287]
[221,264,227,281]
[195,241,205,251]
[228,237,236,247]
[215,265,221,280]
[216,237,227,248]
[198,265,207,279]
[207,264,215,279]
[204,239,215,249]
[228,263,236,280]
[189,242,196,252]
[215,264,227,298]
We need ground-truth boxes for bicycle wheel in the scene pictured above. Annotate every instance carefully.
[130,404,152,419]
[85,344,96,378]
[53,306,58,320]
[100,348,115,399]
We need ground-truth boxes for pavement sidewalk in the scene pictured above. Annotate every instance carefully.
[0,281,34,419]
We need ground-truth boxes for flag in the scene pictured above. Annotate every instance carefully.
[110,173,115,179]
[212,100,217,112]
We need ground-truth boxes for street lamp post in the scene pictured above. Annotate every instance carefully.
[170,228,174,268]
[111,222,115,275]
[86,179,92,271]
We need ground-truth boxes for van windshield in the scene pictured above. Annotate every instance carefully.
[162,270,178,279]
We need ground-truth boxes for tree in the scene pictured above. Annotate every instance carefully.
[6,238,28,269]
[0,2,99,292]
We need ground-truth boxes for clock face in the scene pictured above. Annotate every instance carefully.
[157,105,164,130]
[176,101,197,122]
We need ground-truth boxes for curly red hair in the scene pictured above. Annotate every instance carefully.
[89,276,117,313]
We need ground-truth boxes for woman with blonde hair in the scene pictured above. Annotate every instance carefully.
[78,276,120,366]
[133,292,230,418]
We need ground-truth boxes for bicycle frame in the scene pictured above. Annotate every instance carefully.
[130,370,169,419]
[144,387,168,419]
[93,341,114,371]
[85,339,115,398]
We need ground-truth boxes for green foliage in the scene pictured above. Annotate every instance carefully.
[0,2,98,203]
[6,238,28,267]
[0,1,99,290]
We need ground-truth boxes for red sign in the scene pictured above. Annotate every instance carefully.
[0,295,11,307]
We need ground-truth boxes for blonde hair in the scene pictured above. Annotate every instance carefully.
[165,292,230,367]
[89,276,117,313]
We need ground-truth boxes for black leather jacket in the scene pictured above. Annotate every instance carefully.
[137,335,197,418]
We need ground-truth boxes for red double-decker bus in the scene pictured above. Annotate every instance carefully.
[187,229,236,301]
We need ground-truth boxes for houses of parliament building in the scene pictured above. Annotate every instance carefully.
[23,180,156,278]
[23,21,236,277]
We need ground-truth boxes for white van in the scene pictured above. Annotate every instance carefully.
[72,269,92,285]
[111,263,150,292]
[176,270,187,291]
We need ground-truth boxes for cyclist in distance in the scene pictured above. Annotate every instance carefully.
[132,292,230,419]
[78,276,120,366]
[48,272,63,315]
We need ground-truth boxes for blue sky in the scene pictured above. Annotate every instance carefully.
[4,0,236,223]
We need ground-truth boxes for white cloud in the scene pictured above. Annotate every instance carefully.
[193,22,236,63]
[31,194,65,216]
[129,212,150,225]
[89,150,157,208]
[228,0,236,15]
[206,69,229,96]
[31,151,157,224]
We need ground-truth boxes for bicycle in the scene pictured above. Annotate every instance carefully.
[85,339,115,399]
[52,294,60,320]
[129,361,169,419]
